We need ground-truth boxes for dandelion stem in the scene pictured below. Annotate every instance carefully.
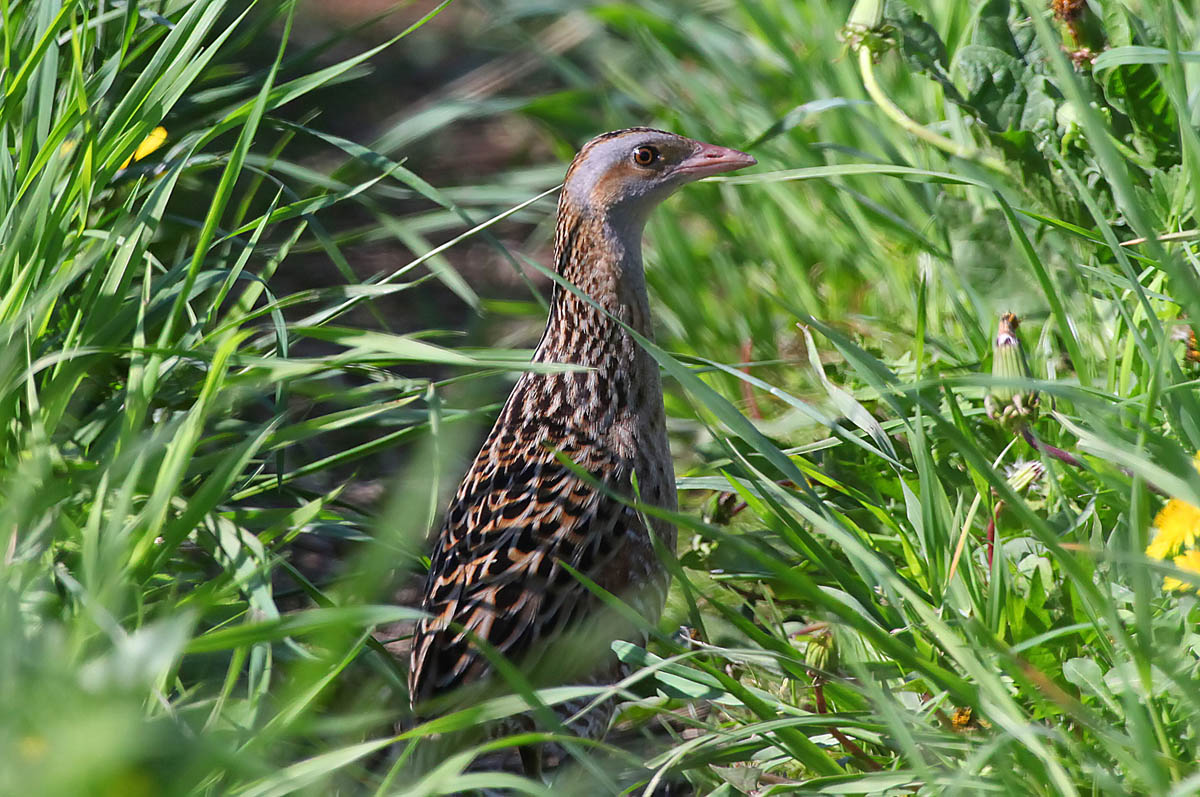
[1020,426,1084,467]
[813,678,882,771]
[986,500,1004,569]
[857,47,1007,172]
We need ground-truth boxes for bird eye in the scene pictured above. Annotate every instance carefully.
[632,145,659,167]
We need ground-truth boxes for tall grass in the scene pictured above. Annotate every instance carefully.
[4,0,1200,794]
[0,1,513,793]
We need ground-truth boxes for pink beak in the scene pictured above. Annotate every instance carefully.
[676,141,756,178]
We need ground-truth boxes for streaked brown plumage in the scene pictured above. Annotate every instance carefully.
[408,129,755,733]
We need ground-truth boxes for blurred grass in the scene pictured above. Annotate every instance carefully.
[4,0,1200,794]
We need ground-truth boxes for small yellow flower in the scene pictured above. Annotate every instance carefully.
[1146,498,1200,559]
[18,734,46,761]
[1164,550,1200,592]
[119,126,167,169]
[1146,453,1200,562]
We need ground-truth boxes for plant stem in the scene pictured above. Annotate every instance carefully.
[740,338,764,420]
[986,500,1004,569]
[857,47,1008,172]
[1020,426,1083,467]
[813,678,882,771]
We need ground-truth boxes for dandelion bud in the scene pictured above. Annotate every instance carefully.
[985,313,1038,430]
[846,0,884,32]
[841,0,892,56]
[800,624,834,672]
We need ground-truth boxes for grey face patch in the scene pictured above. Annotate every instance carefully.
[562,129,700,221]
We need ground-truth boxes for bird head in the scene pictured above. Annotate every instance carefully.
[561,128,755,231]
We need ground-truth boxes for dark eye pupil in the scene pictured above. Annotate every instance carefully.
[634,147,656,165]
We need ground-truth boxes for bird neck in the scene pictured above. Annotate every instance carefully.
[536,205,653,366]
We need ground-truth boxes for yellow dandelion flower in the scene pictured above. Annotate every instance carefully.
[1146,497,1200,559]
[1146,453,1200,562]
[119,126,167,169]
[1164,550,1200,592]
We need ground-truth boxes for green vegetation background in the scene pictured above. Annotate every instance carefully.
[3,0,1200,794]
